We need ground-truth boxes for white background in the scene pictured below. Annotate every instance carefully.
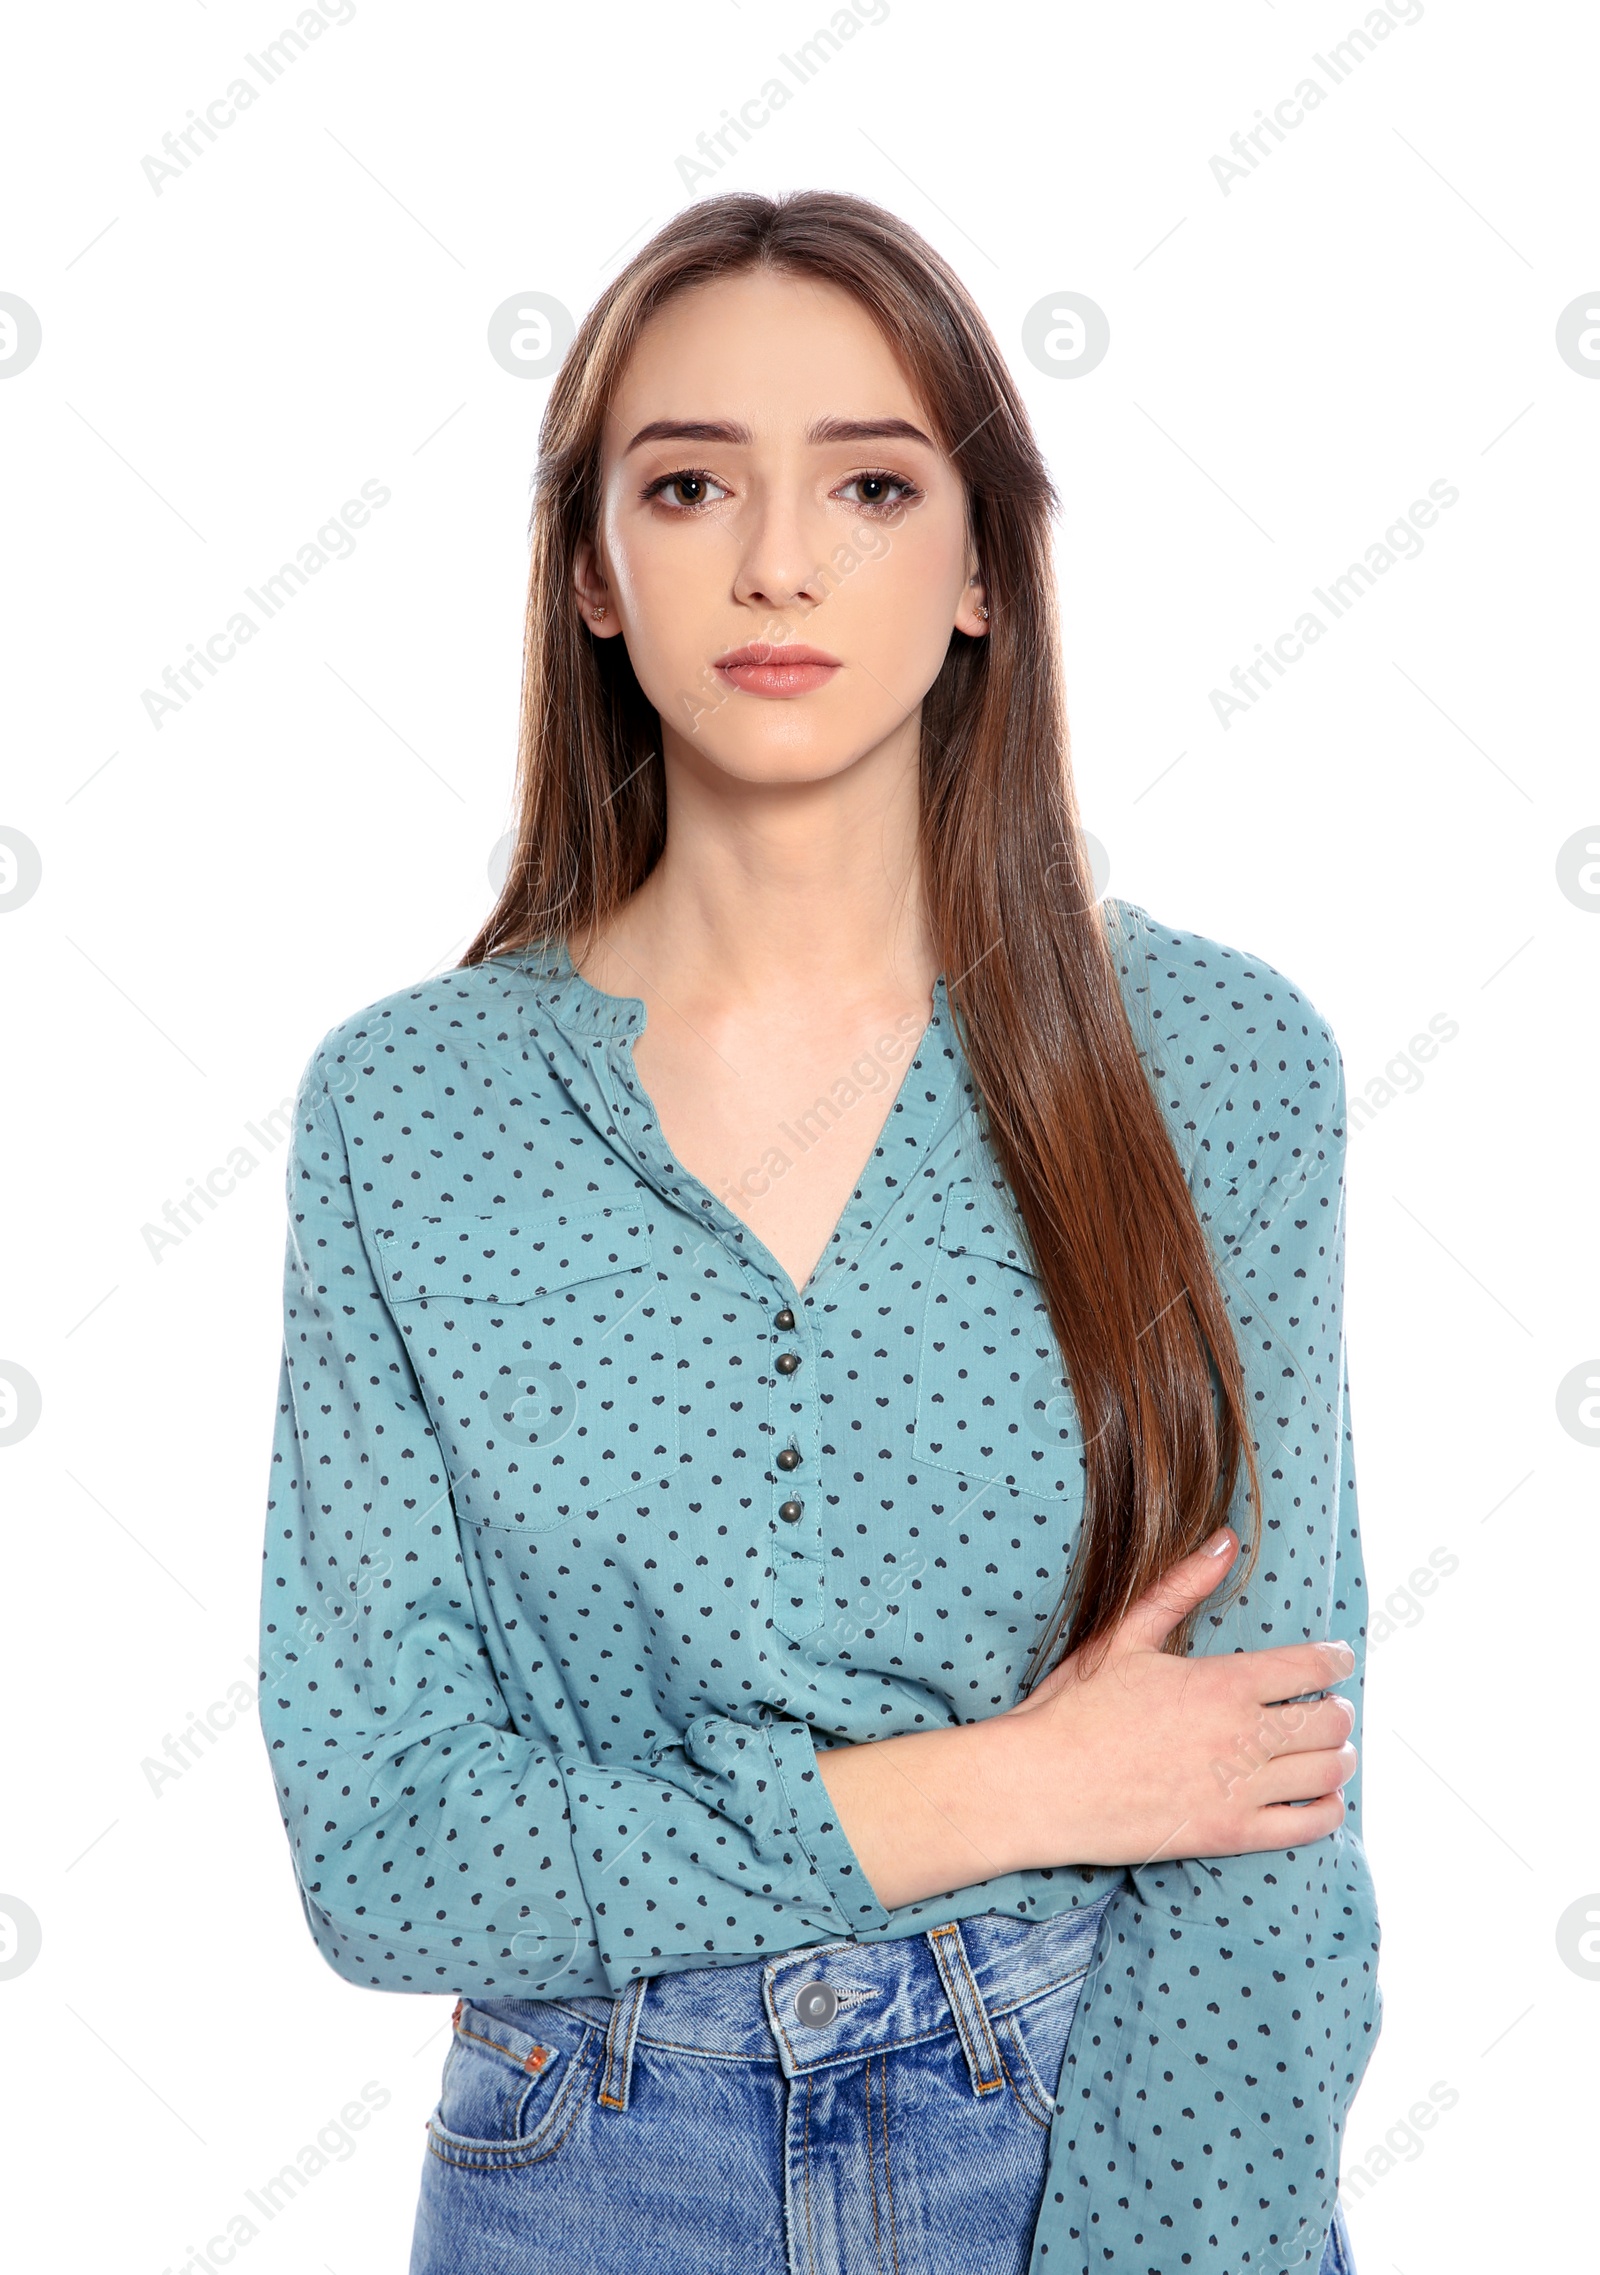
[2,2,1595,2268]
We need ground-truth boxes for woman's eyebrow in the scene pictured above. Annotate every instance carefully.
[622,415,938,455]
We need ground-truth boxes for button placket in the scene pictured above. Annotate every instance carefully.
[768,1294,823,1641]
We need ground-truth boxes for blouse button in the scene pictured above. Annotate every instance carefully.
[774,1307,796,1331]
[775,1446,802,1473]
[778,1499,804,1524]
[793,1980,838,2028]
[775,1352,801,1376]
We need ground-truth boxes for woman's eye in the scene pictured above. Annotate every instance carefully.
[645,468,919,515]
[836,471,918,514]
[649,470,729,511]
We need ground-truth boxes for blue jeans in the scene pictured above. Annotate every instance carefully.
[408,1895,1356,2274]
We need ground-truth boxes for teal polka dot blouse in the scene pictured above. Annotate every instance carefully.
[258,894,1382,2272]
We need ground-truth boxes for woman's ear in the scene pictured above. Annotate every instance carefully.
[955,566,990,638]
[573,536,622,639]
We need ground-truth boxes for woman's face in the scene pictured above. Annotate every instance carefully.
[577,266,987,790]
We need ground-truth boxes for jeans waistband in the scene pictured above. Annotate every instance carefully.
[468,1893,1116,2104]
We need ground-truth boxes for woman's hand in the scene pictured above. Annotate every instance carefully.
[991,1526,1358,1868]
[813,1526,1358,1908]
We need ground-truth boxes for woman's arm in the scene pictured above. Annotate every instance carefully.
[1025,999,1381,2275]
[814,1535,1356,1911]
[257,1024,892,1998]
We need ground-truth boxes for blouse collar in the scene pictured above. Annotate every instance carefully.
[494,936,956,1049]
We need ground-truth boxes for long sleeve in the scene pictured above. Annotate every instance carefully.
[1029,999,1383,2272]
[256,1038,882,1997]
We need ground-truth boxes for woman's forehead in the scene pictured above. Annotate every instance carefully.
[604,272,928,441]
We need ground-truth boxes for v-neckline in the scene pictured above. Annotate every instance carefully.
[518,943,958,1304]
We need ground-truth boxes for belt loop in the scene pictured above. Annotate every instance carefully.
[926,1920,1004,2095]
[596,1973,650,2110]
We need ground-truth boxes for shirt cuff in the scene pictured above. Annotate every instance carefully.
[765,1715,892,1937]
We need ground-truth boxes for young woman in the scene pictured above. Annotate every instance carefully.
[260,190,1380,2275]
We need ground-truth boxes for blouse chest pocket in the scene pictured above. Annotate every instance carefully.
[914,1190,1085,1501]
[372,1203,678,1532]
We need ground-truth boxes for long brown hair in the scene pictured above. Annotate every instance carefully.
[462,189,1263,1686]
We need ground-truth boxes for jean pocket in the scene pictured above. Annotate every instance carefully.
[426,2000,596,2171]
[1321,2198,1356,2275]
[993,1967,1091,2129]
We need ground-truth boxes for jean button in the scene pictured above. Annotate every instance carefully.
[793,1979,838,2028]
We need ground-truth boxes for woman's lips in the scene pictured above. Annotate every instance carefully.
[713,645,842,699]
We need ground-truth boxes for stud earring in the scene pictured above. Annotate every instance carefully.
[592,604,607,619]
[978,605,989,620]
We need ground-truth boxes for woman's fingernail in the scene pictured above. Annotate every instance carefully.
[1207,1528,1233,1555]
